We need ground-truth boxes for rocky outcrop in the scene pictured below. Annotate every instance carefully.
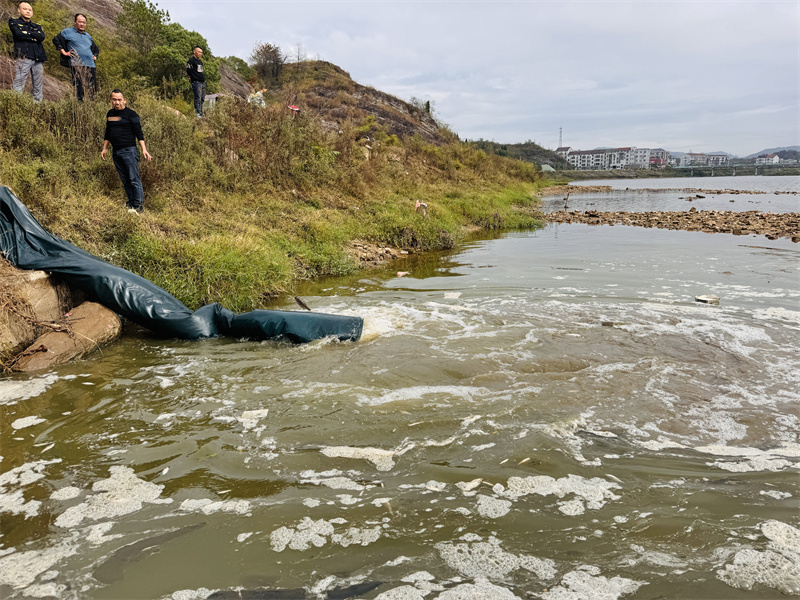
[546,209,800,241]
[0,57,73,102]
[1,264,77,359]
[218,62,253,99]
[1,260,121,370]
[11,301,121,372]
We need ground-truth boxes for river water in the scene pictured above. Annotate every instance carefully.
[1,176,798,599]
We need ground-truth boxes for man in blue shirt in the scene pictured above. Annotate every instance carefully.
[55,14,98,101]
[8,2,47,102]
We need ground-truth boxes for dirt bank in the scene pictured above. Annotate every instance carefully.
[546,209,800,241]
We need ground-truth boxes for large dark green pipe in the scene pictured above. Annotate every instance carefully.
[0,186,362,343]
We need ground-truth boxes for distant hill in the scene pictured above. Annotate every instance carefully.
[270,61,445,145]
[468,140,570,169]
[746,146,800,158]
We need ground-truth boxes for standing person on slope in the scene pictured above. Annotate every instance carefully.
[54,13,100,101]
[100,90,152,214]
[8,1,47,102]
[186,46,205,118]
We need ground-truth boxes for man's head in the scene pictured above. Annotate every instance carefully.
[17,2,33,20]
[74,13,87,32]
[193,46,203,59]
[110,90,126,110]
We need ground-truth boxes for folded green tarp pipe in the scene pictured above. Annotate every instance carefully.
[0,186,363,343]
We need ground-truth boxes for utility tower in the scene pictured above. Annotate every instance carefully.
[559,127,563,148]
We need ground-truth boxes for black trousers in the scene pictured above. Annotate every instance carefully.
[70,66,97,102]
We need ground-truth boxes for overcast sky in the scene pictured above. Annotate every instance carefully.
[157,0,798,157]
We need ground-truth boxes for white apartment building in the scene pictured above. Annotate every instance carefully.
[564,147,651,170]
[679,153,730,167]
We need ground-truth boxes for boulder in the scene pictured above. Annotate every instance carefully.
[0,264,78,359]
[11,301,121,372]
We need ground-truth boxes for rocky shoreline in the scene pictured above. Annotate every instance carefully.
[546,208,800,241]
[540,184,799,196]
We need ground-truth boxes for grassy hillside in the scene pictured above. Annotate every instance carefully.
[0,89,544,311]
[1,0,546,312]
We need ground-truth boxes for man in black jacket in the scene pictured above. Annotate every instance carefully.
[100,90,152,213]
[186,46,205,117]
[8,2,46,102]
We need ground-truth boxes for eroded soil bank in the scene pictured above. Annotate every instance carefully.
[547,208,800,241]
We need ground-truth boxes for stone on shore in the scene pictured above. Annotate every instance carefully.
[12,302,121,372]
[546,210,799,241]
[1,264,78,359]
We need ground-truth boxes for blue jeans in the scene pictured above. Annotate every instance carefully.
[191,81,205,116]
[112,146,144,210]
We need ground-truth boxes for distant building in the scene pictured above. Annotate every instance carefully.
[555,147,572,159]
[679,153,730,167]
[649,148,669,167]
[755,153,779,165]
[564,147,651,170]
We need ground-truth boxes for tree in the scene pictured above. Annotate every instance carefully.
[116,0,170,55]
[250,42,284,84]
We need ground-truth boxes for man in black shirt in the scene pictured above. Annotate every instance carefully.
[8,2,46,102]
[186,46,205,118]
[100,90,152,213]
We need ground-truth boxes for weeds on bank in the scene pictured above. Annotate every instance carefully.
[0,90,544,310]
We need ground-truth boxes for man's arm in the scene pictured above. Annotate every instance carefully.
[100,139,110,160]
[29,22,45,42]
[9,19,41,43]
[139,139,152,162]
[53,32,73,57]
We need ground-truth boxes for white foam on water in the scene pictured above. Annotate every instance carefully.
[0,374,58,406]
[760,490,792,500]
[50,486,81,501]
[374,584,428,600]
[166,588,217,600]
[716,520,800,595]
[753,306,800,324]
[500,474,621,512]
[0,541,77,588]
[320,445,397,471]
[356,384,490,407]
[11,415,45,429]
[303,476,365,491]
[475,494,512,519]
[269,516,381,552]
[19,582,69,598]
[437,578,521,599]
[0,459,61,519]
[54,466,169,528]
[539,566,647,600]
[178,498,251,515]
[435,535,556,581]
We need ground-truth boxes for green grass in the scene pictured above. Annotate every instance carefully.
[0,90,546,310]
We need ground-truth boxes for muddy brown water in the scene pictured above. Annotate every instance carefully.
[1,177,798,599]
